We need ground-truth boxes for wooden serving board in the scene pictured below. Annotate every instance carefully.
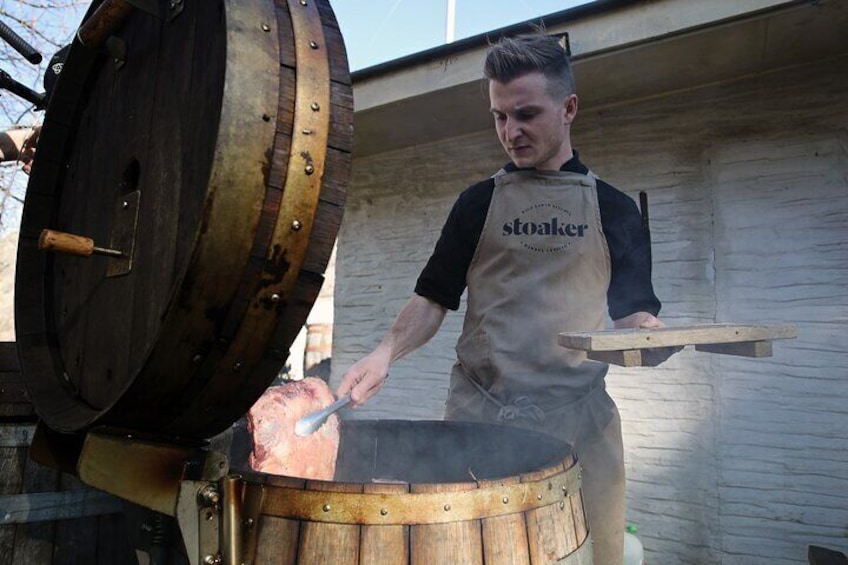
[558,324,797,367]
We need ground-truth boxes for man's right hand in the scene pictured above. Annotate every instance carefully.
[336,348,392,407]
[335,294,448,407]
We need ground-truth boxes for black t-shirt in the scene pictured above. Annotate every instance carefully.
[414,152,661,320]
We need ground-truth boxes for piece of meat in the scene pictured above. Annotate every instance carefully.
[247,378,340,480]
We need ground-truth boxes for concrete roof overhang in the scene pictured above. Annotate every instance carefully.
[351,0,848,158]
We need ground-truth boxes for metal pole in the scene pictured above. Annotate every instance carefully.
[445,0,456,43]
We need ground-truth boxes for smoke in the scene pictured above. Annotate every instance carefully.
[334,419,571,483]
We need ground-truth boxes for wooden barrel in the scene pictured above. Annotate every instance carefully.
[0,342,135,564]
[14,0,352,439]
[240,420,592,564]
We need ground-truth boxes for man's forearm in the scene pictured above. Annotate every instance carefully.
[0,128,30,162]
[379,294,447,363]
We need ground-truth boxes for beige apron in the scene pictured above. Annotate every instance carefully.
[444,169,626,563]
[444,169,613,448]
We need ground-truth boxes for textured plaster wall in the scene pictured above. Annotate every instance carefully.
[333,55,848,563]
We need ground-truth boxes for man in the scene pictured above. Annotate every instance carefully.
[0,45,68,172]
[0,124,38,172]
[338,33,673,564]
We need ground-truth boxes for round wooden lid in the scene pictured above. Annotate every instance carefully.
[15,0,352,439]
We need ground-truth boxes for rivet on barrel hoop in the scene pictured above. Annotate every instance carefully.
[232,362,243,372]
[380,508,388,516]
[270,293,281,303]
[443,504,451,512]
[261,24,270,32]
[305,163,315,174]
[502,497,509,504]
[309,41,319,49]
[322,504,331,512]
[310,102,320,111]
[559,501,566,510]
[299,0,307,5]
[291,220,303,231]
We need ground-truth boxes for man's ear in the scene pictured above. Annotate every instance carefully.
[564,93,579,124]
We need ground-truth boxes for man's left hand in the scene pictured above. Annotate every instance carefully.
[613,311,683,366]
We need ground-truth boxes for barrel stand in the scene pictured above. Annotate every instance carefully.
[29,424,262,565]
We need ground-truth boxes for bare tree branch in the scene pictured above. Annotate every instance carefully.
[0,0,86,235]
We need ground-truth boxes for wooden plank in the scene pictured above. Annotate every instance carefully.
[9,454,60,563]
[0,372,31,415]
[695,340,773,358]
[409,481,483,565]
[523,462,576,563]
[559,324,797,351]
[478,475,531,565]
[586,350,643,367]
[297,481,361,564]
[80,0,165,413]
[52,474,99,565]
[0,490,122,525]
[569,486,588,551]
[128,0,197,379]
[0,425,35,447]
[255,474,306,565]
[0,443,27,563]
[360,482,409,565]
[254,515,300,565]
[0,343,19,372]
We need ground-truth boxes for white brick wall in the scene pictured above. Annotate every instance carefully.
[334,56,848,563]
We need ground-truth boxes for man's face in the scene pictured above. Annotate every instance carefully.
[489,71,577,171]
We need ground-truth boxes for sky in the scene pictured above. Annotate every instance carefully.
[330,0,595,71]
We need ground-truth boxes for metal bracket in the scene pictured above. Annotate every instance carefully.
[177,480,222,565]
[75,429,229,515]
[176,475,265,565]
[106,189,140,277]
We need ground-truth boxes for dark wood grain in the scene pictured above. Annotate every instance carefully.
[15,0,352,438]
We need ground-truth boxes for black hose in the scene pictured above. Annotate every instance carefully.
[0,20,42,65]
[0,68,46,109]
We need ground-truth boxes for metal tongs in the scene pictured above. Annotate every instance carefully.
[294,394,351,437]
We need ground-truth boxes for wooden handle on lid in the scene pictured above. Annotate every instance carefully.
[38,229,123,258]
[39,229,94,256]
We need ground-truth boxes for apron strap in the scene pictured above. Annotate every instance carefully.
[459,371,546,425]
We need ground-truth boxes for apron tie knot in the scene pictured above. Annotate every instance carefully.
[497,396,545,425]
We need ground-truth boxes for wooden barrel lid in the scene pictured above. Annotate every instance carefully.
[14,0,352,439]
